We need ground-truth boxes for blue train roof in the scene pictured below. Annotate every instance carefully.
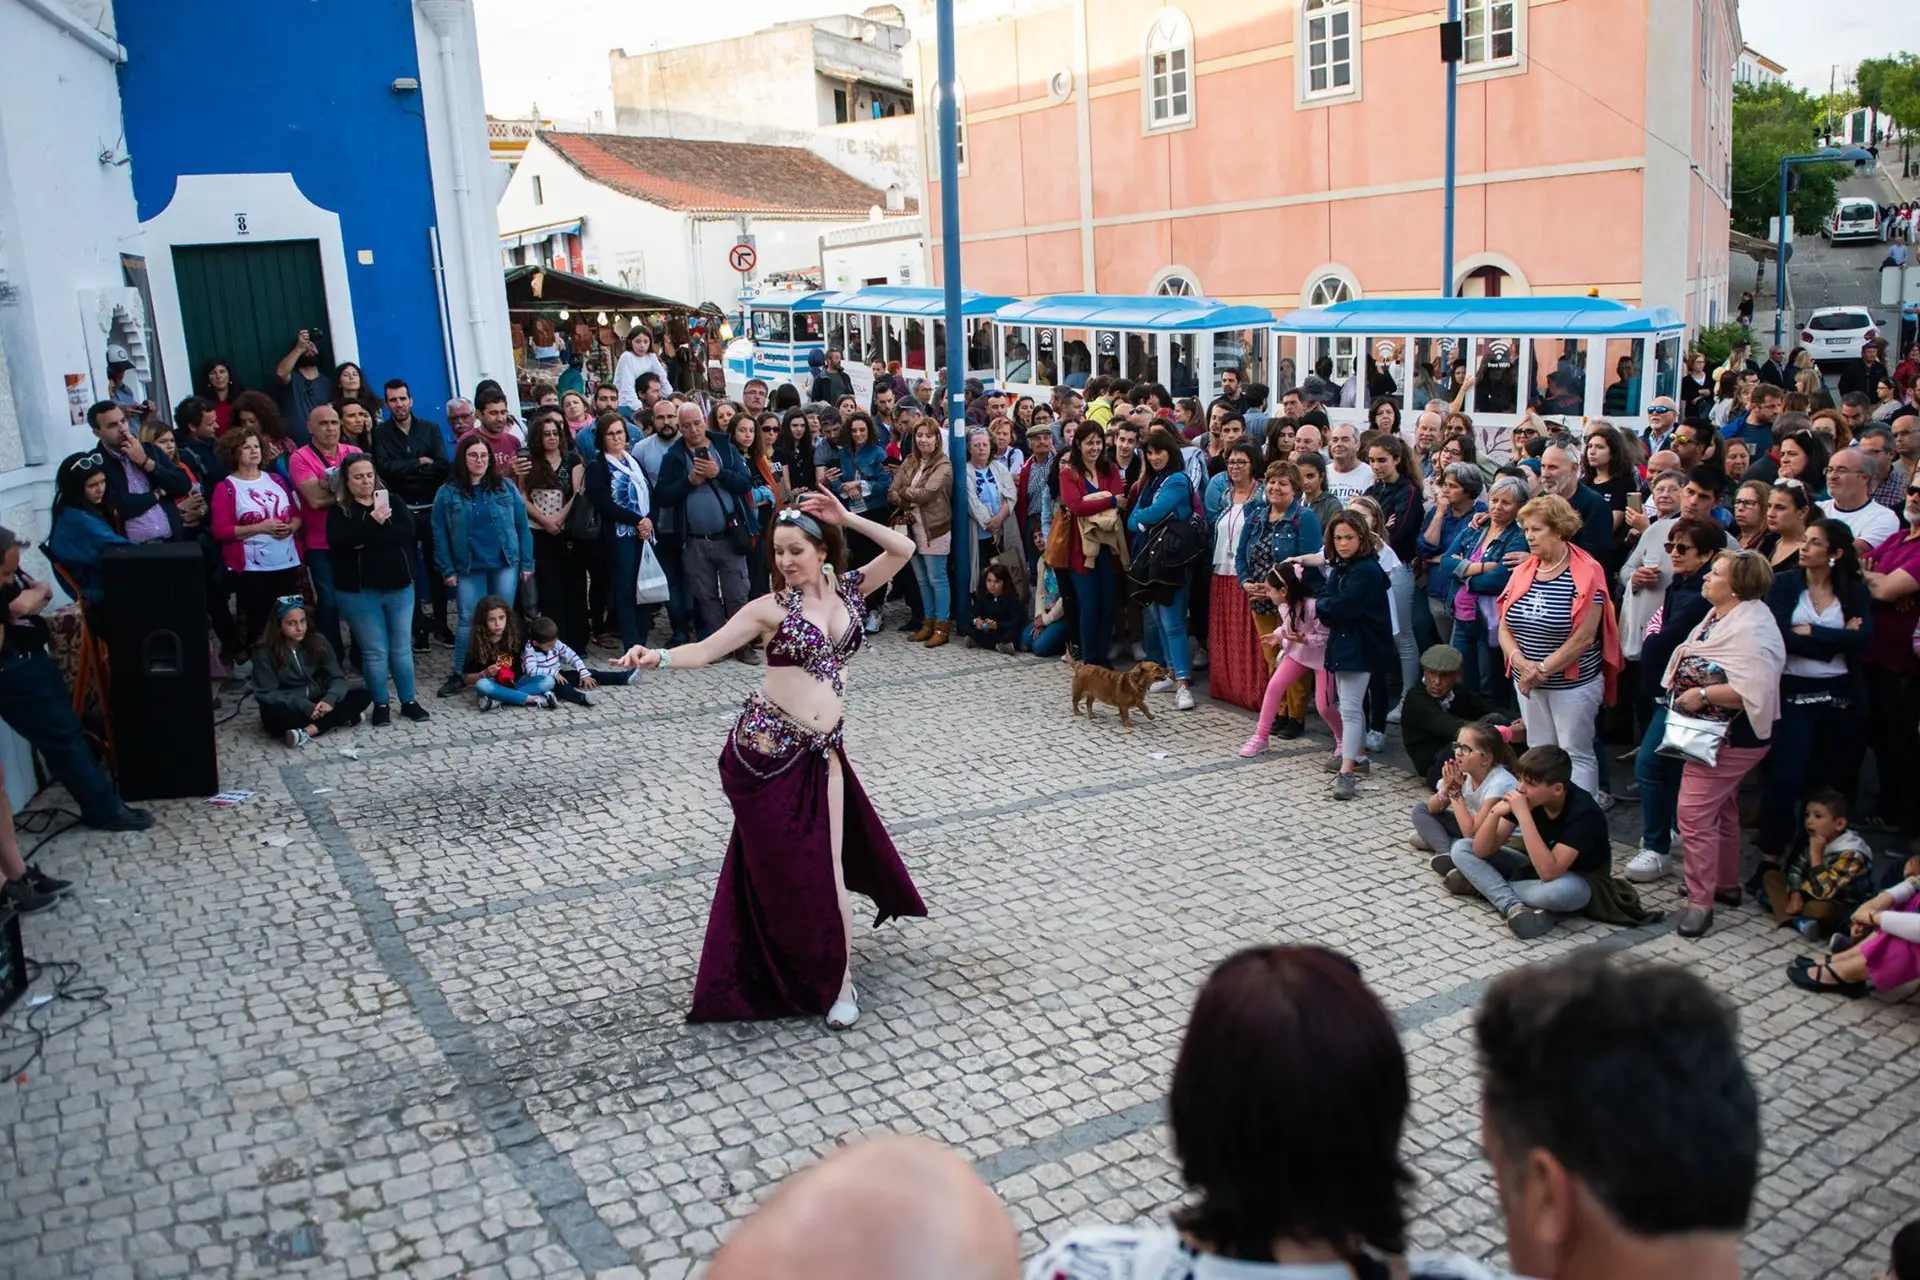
[745,290,831,312]
[997,294,1276,331]
[818,286,1015,317]
[1276,297,1685,337]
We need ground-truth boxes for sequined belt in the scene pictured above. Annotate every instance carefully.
[730,691,844,768]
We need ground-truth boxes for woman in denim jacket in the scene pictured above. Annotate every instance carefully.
[432,434,534,690]
[1441,474,1529,698]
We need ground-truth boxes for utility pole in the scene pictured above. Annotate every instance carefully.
[1440,1,1461,297]
[936,0,971,625]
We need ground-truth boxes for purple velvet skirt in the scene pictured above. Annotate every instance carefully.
[688,693,927,1022]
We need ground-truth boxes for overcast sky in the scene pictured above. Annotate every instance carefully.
[472,0,1917,120]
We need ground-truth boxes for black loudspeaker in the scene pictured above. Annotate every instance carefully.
[102,542,219,800]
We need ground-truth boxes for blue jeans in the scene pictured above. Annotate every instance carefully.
[305,548,345,659]
[1449,839,1594,916]
[452,565,520,661]
[911,552,951,622]
[1026,619,1068,656]
[0,651,120,821]
[337,586,417,706]
[1634,705,1682,855]
[475,672,555,706]
[1071,553,1118,667]
[1451,614,1496,697]
[610,537,661,650]
[1143,585,1191,680]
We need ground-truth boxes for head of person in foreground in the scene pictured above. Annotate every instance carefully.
[707,1133,1019,1280]
[1475,953,1758,1280]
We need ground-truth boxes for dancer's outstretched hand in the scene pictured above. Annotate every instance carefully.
[799,486,852,526]
[612,645,661,670]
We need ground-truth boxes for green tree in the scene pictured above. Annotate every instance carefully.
[1731,82,1845,238]
[1863,53,1920,146]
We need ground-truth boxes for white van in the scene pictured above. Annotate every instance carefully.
[1823,198,1881,244]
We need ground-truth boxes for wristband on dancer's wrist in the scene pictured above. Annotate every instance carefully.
[658,648,673,668]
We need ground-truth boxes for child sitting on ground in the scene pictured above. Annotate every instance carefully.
[462,595,556,710]
[252,597,371,748]
[1764,788,1875,937]
[965,563,1023,653]
[1025,564,1068,657]
[521,615,636,706]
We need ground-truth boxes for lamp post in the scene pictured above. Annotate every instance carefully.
[1440,0,1460,297]
[1773,147,1873,347]
[936,0,972,625]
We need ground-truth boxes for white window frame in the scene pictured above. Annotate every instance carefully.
[531,175,544,206]
[1297,0,1360,107]
[1457,0,1526,84]
[1141,8,1196,135]
[935,81,969,178]
[1304,268,1361,386]
[1151,267,1200,297]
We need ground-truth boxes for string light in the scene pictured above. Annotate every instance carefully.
[558,308,570,320]
[596,311,609,325]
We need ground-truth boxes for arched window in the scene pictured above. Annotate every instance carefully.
[1305,271,1359,384]
[1142,9,1195,132]
[1152,269,1199,297]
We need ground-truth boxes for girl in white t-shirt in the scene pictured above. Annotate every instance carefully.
[210,428,304,653]
[1411,721,1519,858]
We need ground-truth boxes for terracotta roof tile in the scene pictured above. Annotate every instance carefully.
[541,131,916,218]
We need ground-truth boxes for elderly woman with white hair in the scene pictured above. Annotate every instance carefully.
[963,425,1016,592]
[1440,473,1531,698]
[1417,461,1488,645]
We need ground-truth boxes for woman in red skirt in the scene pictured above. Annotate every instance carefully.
[1206,443,1266,709]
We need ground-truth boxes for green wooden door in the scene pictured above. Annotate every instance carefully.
[171,241,332,397]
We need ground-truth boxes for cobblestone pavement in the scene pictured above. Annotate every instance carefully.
[2,624,1917,1279]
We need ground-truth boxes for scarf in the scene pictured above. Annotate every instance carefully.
[606,451,650,523]
[1497,541,1625,704]
[1660,597,1786,739]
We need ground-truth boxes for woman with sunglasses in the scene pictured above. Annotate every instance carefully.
[1760,479,1813,571]
[46,452,130,621]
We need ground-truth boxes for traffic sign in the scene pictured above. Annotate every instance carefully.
[728,243,757,273]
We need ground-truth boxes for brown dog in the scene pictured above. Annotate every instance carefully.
[1070,661,1170,727]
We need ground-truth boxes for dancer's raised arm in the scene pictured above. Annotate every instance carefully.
[797,487,913,594]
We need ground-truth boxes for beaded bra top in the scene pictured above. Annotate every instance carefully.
[764,570,867,695]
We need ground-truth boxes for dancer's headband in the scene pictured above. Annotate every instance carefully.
[775,508,824,539]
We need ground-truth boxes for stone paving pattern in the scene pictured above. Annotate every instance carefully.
[2,628,1917,1279]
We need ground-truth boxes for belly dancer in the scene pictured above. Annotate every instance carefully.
[615,490,925,1029]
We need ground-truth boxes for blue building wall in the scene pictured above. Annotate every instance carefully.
[115,0,454,415]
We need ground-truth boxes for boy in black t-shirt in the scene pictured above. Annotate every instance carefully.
[1444,745,1608,939]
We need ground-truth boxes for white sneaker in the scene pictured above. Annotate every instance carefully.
[1131,642,1147,660]
[1190,644,1208,670]
[478,697,497,713]
[1175,686,1195,711]
[579,688,599,706]
[863,615,881,635]
[1595,790,1616,812]
[283,728,310,749]
[1385,701,1403,725]
[1624,849,1672,882]
[1148,678,1177,694]
[1364,729,1386,754]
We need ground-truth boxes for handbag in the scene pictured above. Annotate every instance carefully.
[566,477,602,541]
[1656,700,1729,768]
[635,539,670,604]
[1043,511,1072,569]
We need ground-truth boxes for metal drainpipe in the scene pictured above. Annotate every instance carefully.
[417,1,489,392]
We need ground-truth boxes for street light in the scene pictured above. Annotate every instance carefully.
[1774,146,1874,346]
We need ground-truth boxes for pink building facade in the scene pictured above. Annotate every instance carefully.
[919,0,1739,332]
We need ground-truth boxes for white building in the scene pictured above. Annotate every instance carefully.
[821,218,926,292]
[607,11,920,201]
[497,130,917,310]
[1734,45,1785,89]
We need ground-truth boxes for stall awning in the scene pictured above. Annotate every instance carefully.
[500,219,583,250]
[503,265,691,314]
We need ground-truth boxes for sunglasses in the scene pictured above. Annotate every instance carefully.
[1909,486,1920,497]
[66,452,106,472]
[1665,541,1696,554]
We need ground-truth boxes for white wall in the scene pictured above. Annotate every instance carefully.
[413,0,517,399]
[0,0,140,537]
[822,226,925,290]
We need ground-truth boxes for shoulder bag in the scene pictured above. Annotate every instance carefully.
[566,469,603,541]
[1655,697,1728,767]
